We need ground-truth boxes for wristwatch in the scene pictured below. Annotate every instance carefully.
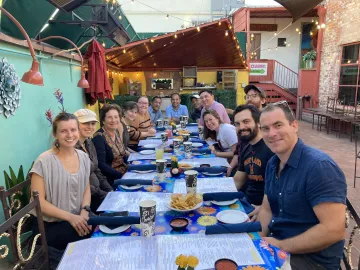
[81,205,91,212]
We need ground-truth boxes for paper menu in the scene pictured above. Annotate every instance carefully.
[179,157,231,168]
[58,237,157,270]
[58,234,264,270]
[121,172,157,180]
[157,234,264,269]
[128,152,172,161]
[173,177,237,194]
[97,192,171,212]
[138,139,174,146]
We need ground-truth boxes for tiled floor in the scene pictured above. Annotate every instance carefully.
[0,121,358,269]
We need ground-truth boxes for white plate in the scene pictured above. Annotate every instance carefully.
[133,170,155,174]
[99,224,131,234]
[139,150,156,155]
[143,144,158,149]
[211,199,238,206]
[191,142,203,148]
[202,172,224,176]
[120,185,143,190]
[166,201,203,213]
[216,210,249,224]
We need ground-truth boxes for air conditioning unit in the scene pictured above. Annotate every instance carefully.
[46,0,91,12]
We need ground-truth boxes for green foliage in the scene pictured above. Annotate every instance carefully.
[3,163,33,214]
[303,50,317,61]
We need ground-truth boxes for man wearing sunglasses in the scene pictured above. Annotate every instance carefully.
[258,101,346,270]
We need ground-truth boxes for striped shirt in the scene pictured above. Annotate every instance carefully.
[129,111,153,145]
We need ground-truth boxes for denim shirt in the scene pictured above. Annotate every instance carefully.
[265,139,346,269]
[165,104,189,119]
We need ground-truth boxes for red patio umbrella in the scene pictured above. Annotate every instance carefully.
[84,40,112,105]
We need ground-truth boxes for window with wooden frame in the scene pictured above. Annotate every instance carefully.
[338,43,360,106]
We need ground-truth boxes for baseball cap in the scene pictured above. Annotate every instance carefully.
[191,94,200,100]
[74,109,99,123]
[244,84,266,99]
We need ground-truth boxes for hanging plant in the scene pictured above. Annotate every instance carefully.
[0,57,21,118]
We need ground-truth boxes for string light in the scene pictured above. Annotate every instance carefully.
[229,25,232,29]
[317,25,321,29]
[112,0,115,4]
[274,33,277,36]
[237,45,240,49]
[296,28,299,32]
[136,72,139,76]
[287,43,291,47]
[153,63,157,66]
[153,73,157,77]
[166,14,169,20]
[102,42,105,47]
[131,0,134,4]
[218,21,221,25]
[123,49,126,53]
[197,26,200,32]
[225,30,228,36]
[312,19,314,22]
[233,36,236,40]
[315,21,319,25]
[174,34,177,38]
[251,34,254,38]
[118,15,122,20]
[150,39,154,42]
[120,73,123,76]
[268,48,271,51]
[310,31,313,36]
[321,23,326,28]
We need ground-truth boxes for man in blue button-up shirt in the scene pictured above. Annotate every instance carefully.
[258,102,346,270]
[165,93,189,124]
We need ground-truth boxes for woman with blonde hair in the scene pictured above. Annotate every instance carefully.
[31,112,92,251]
[203,109,237,159]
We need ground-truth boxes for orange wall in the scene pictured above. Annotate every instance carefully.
[298,69,317,108]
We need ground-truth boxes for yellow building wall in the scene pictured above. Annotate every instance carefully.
[197,71,217,84]
[237,70,249,106]
[108,71,147,96]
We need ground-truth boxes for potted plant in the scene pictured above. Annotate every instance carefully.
[303,50,317,69]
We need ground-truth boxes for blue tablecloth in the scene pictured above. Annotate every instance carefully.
[92,201,288,269]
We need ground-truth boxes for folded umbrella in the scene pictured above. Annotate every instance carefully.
[128,164,156,171]
[112,179,153,189]
[88,216,140,230]
[193,167,227,174]
[205,221,262,235]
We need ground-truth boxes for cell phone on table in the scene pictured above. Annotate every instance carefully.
[99,211,129,217]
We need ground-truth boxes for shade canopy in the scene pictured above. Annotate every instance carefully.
[274,0,323,22]
[105,19,246,71]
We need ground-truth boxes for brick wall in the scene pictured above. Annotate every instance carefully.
[318,0,360,107]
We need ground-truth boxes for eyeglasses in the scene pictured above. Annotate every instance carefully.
[245,93,259,100]
[138,102,149,105]
[272,100,295,119]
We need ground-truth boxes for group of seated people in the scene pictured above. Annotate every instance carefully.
[30,86,347,269]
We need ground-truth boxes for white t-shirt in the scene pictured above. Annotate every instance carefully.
[216,124,238,152]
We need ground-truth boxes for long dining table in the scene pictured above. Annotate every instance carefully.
[58,125,290,270]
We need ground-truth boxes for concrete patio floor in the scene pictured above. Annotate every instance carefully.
[0,120,358,269]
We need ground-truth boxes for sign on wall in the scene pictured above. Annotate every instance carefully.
[250,63,268,76]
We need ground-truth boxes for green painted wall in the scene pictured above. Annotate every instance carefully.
[0,42,85,221]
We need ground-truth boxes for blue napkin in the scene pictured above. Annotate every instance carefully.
[202,192,255,214]
[192,149,211,154]
[156,127,166,131]
[112,179,153,189]
[190,132,199,136]
[190,138,205,143]
[128,164,156,171]
[88,216,140,229]
[187,123,198,126]
[193,167,227,174]
[203,192,245,201]
[205,221,262,235]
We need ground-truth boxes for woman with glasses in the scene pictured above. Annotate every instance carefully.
[203,110,238,159]
[92,104,128,186]
[129,96,156,150]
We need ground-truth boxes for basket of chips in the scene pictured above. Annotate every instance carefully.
[167,193,203,212]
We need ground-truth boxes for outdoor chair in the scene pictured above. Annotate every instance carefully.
[339,104,360,141]
[326,99,346,136]
[0,190,49,269]
[342,198,360,269]
[316,97,336,132]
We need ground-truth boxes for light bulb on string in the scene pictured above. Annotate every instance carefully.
[237,45,240,49]
[315,21,319,25]
[287,43,291,47]
[218,21,221,26]
[268,48,271,51]
[150,39,154,43]
[317,25,321,29]
[233,36,236,40]
[296,28,299,32]
[225,30,228,36]
[112,0,115,4]
[321,23,326,28]
[312,19,314,22]
[131,0,134,4]
[174,34,177,38]
[118,15,122,20]
[298,31,301,34]
[310,31,313,36]
[123,49,126,53]
[136,72,139,76]
[166,14,169,20]
[229,25,232,29]
[274,32,277,36]
[102,41,106,47]
[197,26,200,32]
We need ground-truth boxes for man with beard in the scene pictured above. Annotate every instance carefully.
[227,85,266,177]
[233,105,274,221]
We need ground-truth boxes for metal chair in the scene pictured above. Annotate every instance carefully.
[0,190,49,269]
[342,198,360,269]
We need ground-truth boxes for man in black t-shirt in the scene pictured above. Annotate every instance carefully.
[233,105,274,221]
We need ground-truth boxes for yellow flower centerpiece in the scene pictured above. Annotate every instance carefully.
[170,156,180,176]
[175,255,199,270]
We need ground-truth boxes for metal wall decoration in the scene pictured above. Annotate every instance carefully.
[0,58,21,118]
